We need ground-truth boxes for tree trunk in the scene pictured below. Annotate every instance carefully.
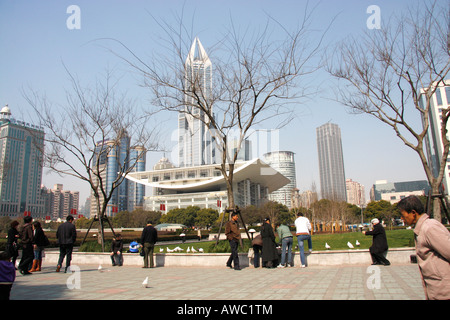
[431,184,442,222]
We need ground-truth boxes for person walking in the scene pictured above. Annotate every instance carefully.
[363,218,390,266]
[110,233,123,266]
[295,212,312,268]
[225,211,241,270]
[140,221,158,268]
[18,216,34,275]
[29,221,48,272]
[260,218,278,268]
[276,222,293,267]
[397,195,450,300]
[56,215,77,273]
[6,221,20,269]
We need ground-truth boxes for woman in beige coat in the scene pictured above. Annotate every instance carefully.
[397,196,450,300]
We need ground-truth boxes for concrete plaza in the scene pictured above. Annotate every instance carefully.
[10,262,425,301]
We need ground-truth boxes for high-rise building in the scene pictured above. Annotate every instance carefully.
[41,184,79,220]
[421,79,450,194]
[90,130,146,217]
[316,122,347,201]
[0,105,45,218]
[346,178,365,206]
[178,37,216,167]
[263,151,296,208]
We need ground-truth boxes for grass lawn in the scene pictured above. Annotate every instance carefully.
[308,229,415,251]
[153,229,416,253]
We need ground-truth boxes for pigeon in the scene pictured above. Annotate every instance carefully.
[191,246,197,253]
[347,241,354,249]
[198,248,204,253]
[142,277,148,288]
[98,265,103,272]
[325,243,331,249]
[166,247,174,253]
[159,248,164,252]
[356,240,360,246]
[187,247,190,253]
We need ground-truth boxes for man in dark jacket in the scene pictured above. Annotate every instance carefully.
[225,211,241,270]
[18,216,34,275]
[363,218,390,266]
[56,215,77,273]
[140,221,158,268]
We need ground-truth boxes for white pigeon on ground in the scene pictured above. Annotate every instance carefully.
[187,246,190,253]
[356,240,360,246]
[160,248,164,252]
[347,241,354,249]
[191,246,197,253]
[325,242,331,249]
[166,247,174,253]
[98,265,103,272]
[198,248,204,253]
[142,277,149,288]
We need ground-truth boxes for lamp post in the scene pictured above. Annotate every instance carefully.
[249,228,256,240]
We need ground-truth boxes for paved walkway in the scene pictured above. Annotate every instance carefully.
[10,262,425,301]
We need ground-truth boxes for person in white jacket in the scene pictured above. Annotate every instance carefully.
[294,212,312,267]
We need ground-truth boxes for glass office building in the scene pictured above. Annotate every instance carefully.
[0,105,44,218]
[421,80,450,195]
[316,122,347,201]
[90,130,146,217]
[263,151,296,208]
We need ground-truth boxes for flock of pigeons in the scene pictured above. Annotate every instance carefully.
[325,239,360,250]
[161,246,204,253]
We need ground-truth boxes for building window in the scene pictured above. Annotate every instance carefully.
[436,88,443,106]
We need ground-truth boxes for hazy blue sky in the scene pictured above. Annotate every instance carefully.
[0,0,431,205]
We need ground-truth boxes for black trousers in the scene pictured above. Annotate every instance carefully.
[253,245,262,268]
[58,244,74,269]
[370,248,390,265]
[226,239,240,269]
[18,245,33,272]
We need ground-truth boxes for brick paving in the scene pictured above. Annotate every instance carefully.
[9,262,425,301]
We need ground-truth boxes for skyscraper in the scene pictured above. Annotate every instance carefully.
[263,151,296,208]
[90,130,146,217]
[0,105,45,218]
[316,122,347,201]
[178,37,216,167]
[421,79,450,194]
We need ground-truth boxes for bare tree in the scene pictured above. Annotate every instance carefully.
[111,6,328,212]
[24,68,160,250]
[326,1,450,222]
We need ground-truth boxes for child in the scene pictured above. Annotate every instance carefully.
[0,251,16,300]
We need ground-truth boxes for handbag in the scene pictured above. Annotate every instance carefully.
[43,235,50,247]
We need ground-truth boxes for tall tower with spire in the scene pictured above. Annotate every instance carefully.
[178,37,216,167]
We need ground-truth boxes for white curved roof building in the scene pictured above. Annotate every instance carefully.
[125,158,290,212]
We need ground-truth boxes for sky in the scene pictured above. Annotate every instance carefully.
[0,0,432,206]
